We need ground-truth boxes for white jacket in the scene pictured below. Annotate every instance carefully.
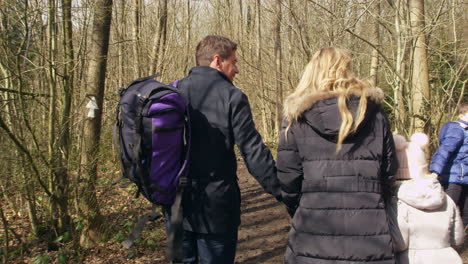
[394,178,464,264]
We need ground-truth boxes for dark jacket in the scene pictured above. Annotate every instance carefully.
[178,66,281,233]
[430,120,468,184]
[277,88,397,264]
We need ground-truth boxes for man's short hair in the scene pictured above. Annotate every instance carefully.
[459,102,468,115]
[195,35,237,66]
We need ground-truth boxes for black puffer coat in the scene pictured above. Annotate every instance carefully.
[277,88,398,264]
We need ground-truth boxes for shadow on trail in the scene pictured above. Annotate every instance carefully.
[241,212,283,229]
[241,187,265,201]
[240,244,286,264]
[242,195,274,208]
[242,200,282,214]
[237,168,289,264]
[237,225,290,244]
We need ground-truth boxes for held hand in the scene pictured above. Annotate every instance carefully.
[275,194,283,202]
[428,172,441,181]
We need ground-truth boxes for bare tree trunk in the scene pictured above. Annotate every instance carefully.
[155,0,168,77]
[274,0,283,138]
[118,0,126,86]
[52,0,74,233]
[256,0,268,141]
[149,0,168,76]
[226,0,233,36]
[133,0,141,77]
[184,0,191,74]
[20,155,39,237]
[394,0,408,132]
[286,0,296,93]
[327,0,335,45]
[0,204,9,264]
[47,0,59,229]
[409,0,430,132]
[369,1,380,87]
[238,0,243,43]
[79,0,113,248]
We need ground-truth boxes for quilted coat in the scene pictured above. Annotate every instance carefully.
[394,178,464,264]
[277,87,398,264]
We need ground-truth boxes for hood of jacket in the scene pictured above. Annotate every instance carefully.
[288,87,384,137]
[397,178,445,210]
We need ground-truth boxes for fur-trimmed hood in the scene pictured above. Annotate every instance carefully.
[285,87,385,120]
[286,87,385,137]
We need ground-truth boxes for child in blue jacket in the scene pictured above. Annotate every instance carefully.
[430,102,468,227]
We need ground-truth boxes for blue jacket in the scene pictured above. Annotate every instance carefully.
[430,120,468,184]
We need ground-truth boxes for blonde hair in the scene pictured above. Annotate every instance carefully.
[284,48,370,152]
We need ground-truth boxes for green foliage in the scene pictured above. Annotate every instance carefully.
[123,219,134,232]
[33,254,50,264]
[113,232,127,243]
[54,232,71,243]
[56,249,70,264]
[74,217,85,233]
[127,248,138,259]
[140,231,162,250]
[113,218,134,243]
[143,238,158,250]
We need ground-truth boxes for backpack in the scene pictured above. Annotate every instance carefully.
[113,75,190,260]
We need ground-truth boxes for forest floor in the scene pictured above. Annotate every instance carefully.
[5,162,289,264]
[5,161,468,263]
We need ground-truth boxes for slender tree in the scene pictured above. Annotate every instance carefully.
[133,0,141,77]
[256,0,268,140]
[79,0,113,248]
[394,0,409,132]
[184,0,191,74]
[369,1,381,87]
[274,0,283,137]
[409,0,430,132]
[149,0,168,76]
[47,0,59,227]
[52,0,75,233]
[118,0,126,86]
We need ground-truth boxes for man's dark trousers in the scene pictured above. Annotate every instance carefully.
[164,208,238,264]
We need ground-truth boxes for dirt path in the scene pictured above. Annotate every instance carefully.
[81,161,291,264]
[236,163,290,264]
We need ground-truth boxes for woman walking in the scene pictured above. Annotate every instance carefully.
[277,48,398,264]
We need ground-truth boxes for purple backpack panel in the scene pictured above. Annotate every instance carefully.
[115,77,190,205]
[148,93,187,204]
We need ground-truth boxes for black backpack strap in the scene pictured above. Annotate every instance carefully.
[166,182,185,261]
[166,79,191,262]
[131,88,152,197]
[122,204,161,249]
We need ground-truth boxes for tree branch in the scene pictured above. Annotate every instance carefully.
[345,29,405,83]
[305,0,405,84]
[0,116,53,197]
[0,87,50,97]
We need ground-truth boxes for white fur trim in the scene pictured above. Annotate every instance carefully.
[284,87,385,120]
[410,133,429,147]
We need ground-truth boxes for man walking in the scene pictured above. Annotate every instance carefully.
[170,35,281,263]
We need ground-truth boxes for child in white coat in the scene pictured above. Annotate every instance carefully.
[391,133,464,264]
